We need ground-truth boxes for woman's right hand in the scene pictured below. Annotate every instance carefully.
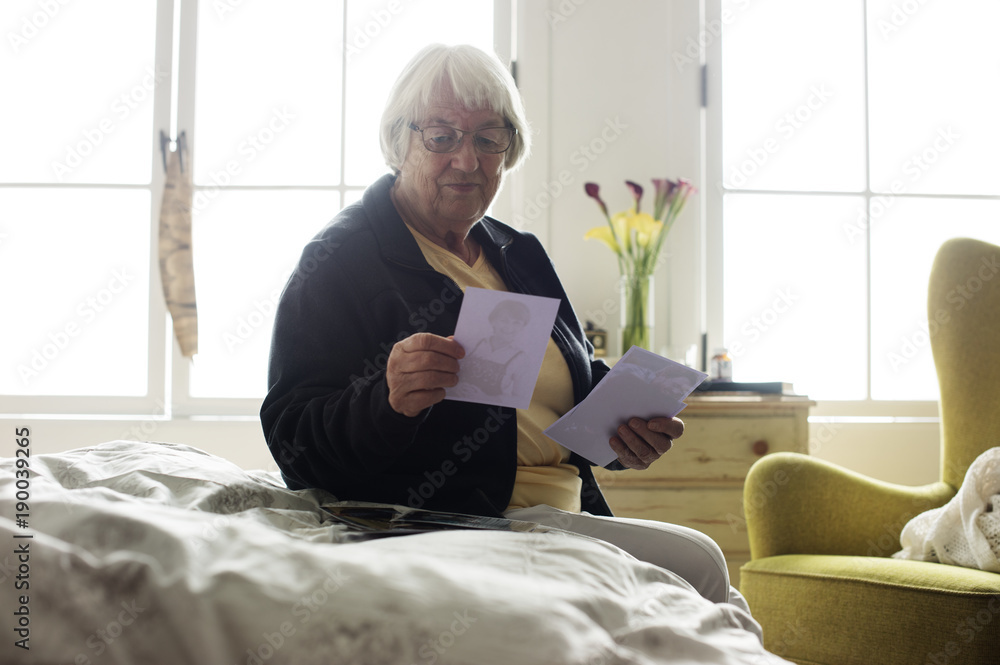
[386,333,465,417]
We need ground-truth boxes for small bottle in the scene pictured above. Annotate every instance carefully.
[710,348,732,381]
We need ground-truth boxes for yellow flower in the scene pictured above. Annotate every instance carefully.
[583,179,695,278]
[609,212,631,252]
[584,225,621,255]
[606,210,662,251]
[628,211,662,248]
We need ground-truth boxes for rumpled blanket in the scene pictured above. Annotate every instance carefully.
[1,440,791,665]
[894,447,1000,571]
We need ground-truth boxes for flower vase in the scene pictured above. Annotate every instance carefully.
[620,273,654,354]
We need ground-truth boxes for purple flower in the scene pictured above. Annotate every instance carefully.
[677,178,697,203]
[652,178,679,220]
[625,180,644,214]
[584,182,610,219]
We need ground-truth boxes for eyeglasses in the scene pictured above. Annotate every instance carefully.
[408,123,516,154]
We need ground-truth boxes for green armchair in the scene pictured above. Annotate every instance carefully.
[740,237,1000,665]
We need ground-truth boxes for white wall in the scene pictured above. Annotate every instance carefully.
[5,417,277,472]
[808,421,940,486]
[507,0,704,360]
[3,413,942,489]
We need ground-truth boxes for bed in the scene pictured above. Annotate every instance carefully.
[3,439,792,664]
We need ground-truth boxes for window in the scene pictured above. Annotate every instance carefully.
[1,0,161,417]
[708,0,1000,407]
[1,0,503,416]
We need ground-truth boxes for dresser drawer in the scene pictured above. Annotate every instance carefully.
[589,396,813,591]
[594,413,807,486]
[599,486,748,552]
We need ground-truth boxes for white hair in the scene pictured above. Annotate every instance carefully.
[379,44,532,173]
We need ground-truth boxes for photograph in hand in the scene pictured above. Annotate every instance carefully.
[544,346,708,465]
[445,287,560,409]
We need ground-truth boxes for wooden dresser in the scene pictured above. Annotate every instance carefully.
[591,395,814,587]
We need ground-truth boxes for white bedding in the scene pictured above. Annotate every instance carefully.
[1,440,790,664]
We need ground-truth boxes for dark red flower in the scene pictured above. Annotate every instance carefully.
[584,182,610,218]
[625,180,644,214]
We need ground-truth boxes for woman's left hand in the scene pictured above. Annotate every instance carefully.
[610,416,684,470]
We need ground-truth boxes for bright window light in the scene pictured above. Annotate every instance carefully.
[720,0,1000,401]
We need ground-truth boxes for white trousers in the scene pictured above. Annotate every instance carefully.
[505,504,747,610]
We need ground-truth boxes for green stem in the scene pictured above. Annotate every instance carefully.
[621,272,653,353]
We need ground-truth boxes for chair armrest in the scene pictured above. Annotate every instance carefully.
[744,452,955,559]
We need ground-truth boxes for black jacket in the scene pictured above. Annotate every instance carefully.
[261,174,615,517]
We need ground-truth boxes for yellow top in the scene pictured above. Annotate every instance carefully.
[405,224,582,513]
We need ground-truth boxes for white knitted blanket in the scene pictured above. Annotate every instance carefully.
[894,447,1000,572]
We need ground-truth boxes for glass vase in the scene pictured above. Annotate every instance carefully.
[620,273,654,354]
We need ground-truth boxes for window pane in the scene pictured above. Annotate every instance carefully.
[721,1,866,192]
[0,189,150,395]
[343,0,496,185]
[0,0,158,184]
[344,188,364,208]
[723,194,868,400]
[870,198,1000,400]
[190,190,341,398]
[194,0,343,186]
[867,0,1000,196]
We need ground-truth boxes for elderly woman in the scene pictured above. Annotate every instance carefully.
[262,44,741,608]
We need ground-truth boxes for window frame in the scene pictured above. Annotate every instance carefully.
[3,0,511,419]
[1,0,174,418]
[702,0,947,421]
